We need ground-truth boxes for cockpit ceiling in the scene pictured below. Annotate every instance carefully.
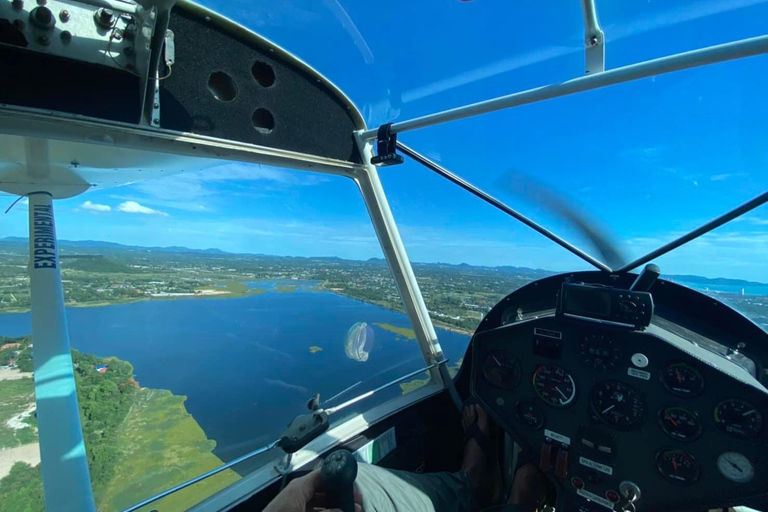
[0,1,365,172]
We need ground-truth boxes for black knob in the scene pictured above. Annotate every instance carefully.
[30,6,55,29]
[320,450,357,512]
[95,7,114,28]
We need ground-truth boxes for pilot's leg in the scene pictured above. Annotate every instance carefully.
[352,404,490,512]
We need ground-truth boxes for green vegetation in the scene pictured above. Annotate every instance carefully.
[73,350,139,498]
[400,375,430,394]
[399,359,463,395]
[0,463,44,512]
[0,378,35,448]
[309,345,323,354]
[221,281,250,294]
[0,335,32,369]
[373,323,416,340]
[0,240,550,333]
[63,257,139,274]
[99,388,239,512]
[0,349,237,512]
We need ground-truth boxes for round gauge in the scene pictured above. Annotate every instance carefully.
[483,350,521,390]
[591,380,646,428]
[662,362,704,398]
[532,364,576,407]
[713,398,764,440]
[579,333,622,371]
[656,449,700,485]
[659,406,702,441]
[515,400,545,430]
[717,452,755,484]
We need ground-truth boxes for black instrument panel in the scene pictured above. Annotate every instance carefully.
[471,316,768,512]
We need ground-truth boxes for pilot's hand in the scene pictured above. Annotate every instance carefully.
[263,468,362,512]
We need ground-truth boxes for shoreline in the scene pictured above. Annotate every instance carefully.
[0,283,259,315]
[0,279,477,336]
[316,281,475,337]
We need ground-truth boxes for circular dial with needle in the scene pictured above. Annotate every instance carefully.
[662,362,705,397]
[657,450,699,485]
[579,333,622,371]
[713,398,764,439]
[659,406,702,441]
[717,452,755,483]
[532,364,576,407]
[591,380,646,428]
[483,350,521,390]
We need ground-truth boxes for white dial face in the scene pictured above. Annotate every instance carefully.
[717,452,755,483]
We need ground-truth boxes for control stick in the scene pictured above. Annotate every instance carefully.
[320,450,358,512]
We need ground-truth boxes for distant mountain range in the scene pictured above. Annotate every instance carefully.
[2,237,765,287]
[1,236,228,255]
[662,275,767,287]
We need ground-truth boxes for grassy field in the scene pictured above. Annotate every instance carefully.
[0,378,36,449]
[99,388,240,512]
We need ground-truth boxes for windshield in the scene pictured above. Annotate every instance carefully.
[0,164,469,511]
[198,0,768,319]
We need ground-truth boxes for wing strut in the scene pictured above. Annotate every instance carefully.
[27,184,96,509]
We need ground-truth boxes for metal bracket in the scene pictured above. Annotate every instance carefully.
[581,0,605,74]
[274,453,293,476]
[370,123,404,167]
[151,79,161,126]
[278,410,330,454]
[164,28,175,65]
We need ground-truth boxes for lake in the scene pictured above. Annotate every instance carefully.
[0,282,471,468]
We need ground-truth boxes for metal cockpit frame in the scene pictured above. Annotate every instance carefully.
[1,1,767,511]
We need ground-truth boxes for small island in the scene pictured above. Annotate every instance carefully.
[309,345,323,354]
[373,323,416,340]
[399,359,463,395]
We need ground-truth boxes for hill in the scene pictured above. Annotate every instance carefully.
[4,237,762,286]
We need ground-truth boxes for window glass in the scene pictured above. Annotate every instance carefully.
[654,219,768,333]
[194,0,768,129]
[0,163,452,511]
[380,154,592,348]
[378,49,767,339]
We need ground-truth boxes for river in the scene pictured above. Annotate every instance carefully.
[0,281,471,467]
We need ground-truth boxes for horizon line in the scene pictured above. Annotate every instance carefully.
[1,236,765,286]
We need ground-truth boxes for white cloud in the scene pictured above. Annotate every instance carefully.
[81,200,111,212]
[711,174,732,181]
[117,201,168,217]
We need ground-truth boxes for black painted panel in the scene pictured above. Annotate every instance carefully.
[161,9,362,163]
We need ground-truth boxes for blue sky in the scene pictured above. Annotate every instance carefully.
[2,0,767,280]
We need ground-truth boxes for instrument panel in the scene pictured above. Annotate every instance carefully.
[471,316,768,512]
